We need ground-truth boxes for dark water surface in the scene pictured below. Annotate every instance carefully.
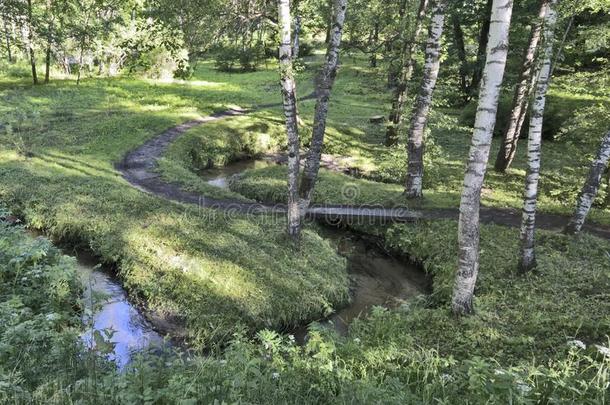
[198,159,275,188]
[293,228,427,340]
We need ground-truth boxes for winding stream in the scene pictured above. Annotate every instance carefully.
[28,160,427,367]
[201,160,428,339]
[296,227,427,340]
[71,250,165,369]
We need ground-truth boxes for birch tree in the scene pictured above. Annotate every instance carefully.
[26,0,38,84]
[564,130,610,235]
[469,0,493,99]
[519,0,558,272]
[404,0,446,198]
[298,0,347,207]
[278,0,301,241]
[291,0,300,60]
[2,13,12,62]
[452,0,513,316]
[385,0,429,146]
[494,0,549,173]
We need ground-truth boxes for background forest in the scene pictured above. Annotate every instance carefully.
[1,0,610,403]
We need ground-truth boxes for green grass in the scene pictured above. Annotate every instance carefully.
[0,62,350,347]
[2,55,610,403]
[157,111,288,199]
[3,216,610,404]
[222,60,610,224]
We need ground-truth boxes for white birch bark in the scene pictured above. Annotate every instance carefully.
[405,0,446,198]
[278,0,301,241]
[519,0,558,272]
[385,0,429,146]
[495,0,548,172]
[452,0,513,315]
[565,130,610,234]
[298,0,347,206]
[292,14,301,60]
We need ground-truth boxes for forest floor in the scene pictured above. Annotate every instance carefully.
[1,55,610,402]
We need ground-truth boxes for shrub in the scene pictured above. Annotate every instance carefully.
[459,93,567,140]
[214,43,264,72]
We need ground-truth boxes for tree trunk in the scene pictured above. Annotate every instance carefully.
[604,169,610,208]
[324,0,333,44]
[452,0,513,316]
[385,0,429,147]
[3,17,12,63]
[44,44,51,83]
[469,0,493,99]
[550,14,574,76]
[519,0,558,273]
[405,0,446,198]
[564,130,610,235]
[495,0,549,173]
[291,0,301,60]
[452,14,469,100]
[298,0,347,207]
[292,15,301,60]
[26,0,38,85]
[369,20,379,67]
[44,0,53,84]
[76,44,84,85]
[278,0,301,241]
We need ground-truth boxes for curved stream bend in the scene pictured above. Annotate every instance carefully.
[117,108,422,224]
[117,108,610,237]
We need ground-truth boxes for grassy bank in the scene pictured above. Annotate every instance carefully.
[0,64,349,347]
[3,215,610,403]
[223,62,610,224]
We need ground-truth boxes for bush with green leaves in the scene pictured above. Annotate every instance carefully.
[214,43,265,72]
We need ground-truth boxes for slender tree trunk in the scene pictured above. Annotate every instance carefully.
[452,14,469,100]
[291,0,301,60]
[298,0,347,207]
[564,130,610,235]
[324,0,333,44]
[550,14,574,76]
[44,0,53,84]
[405,0,446,198]
[26,0,38,85]
[278,0,301,241]
[385,0,429,146]
[76,44,84,85]
[3,17,12,63]
[452,0,513,316]
[604,169,610,208]
[44,44,51,83]
[470,0,493,99]
[495,0,549,173]
[369,20,379,67]
[292,15,301,60]
[519,0,558,273]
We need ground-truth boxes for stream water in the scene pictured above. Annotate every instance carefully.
[201,160,428,339]
[71,250,165,369]
[198,159,275,188]
[292,228,427,340]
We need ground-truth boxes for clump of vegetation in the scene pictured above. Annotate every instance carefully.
[0,216,85,398]
[2,219,609,403]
